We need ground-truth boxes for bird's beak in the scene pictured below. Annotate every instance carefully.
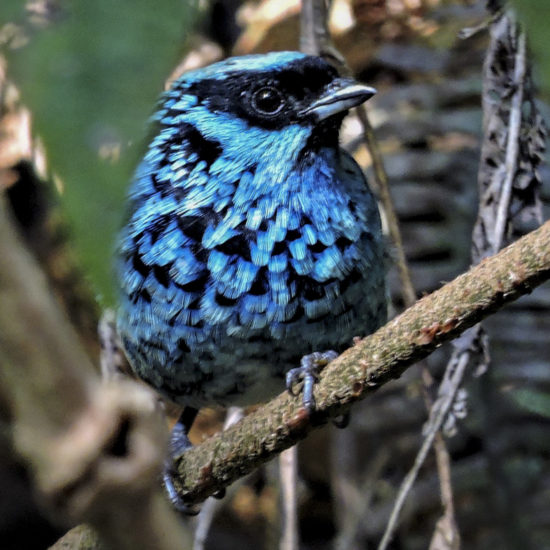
[301,79,377,121]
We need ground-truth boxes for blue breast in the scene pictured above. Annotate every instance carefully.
[116,53,387,408]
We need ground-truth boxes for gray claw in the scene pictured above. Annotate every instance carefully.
[163,463,200,515]
[286,350,338,412]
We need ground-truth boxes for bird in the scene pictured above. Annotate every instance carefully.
[116,51,387,509]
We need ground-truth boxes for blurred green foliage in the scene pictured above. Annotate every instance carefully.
[509,388,550,418]
[515,0,550,91]
[2,1,198,304]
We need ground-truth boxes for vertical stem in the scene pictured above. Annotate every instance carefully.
[356,107,417,306]
[279,446,299,550]
[492,31,526,252]
[300,0,331,55]
[378,352,470,550]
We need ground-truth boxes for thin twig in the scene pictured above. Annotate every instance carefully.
[300,0,328,55]
[355,107,417,306]
[378,348,470,550]
[193,407,245,550]
[99,308,133,382]
[300,0,345,64]
[492,30,526,253]
[319,17,459,540]
[279,446,299,550]
[421,374,461,550]
[333,448,390,550]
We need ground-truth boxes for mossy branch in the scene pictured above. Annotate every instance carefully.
[172,220,550,505]
[2,187,550,526]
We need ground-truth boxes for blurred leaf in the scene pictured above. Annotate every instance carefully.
[509,388,550,418]
[2,0,198,304]
[514,0,550,92]
[1,2,29,26]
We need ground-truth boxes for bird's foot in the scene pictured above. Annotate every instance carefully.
[163,408,201,515]
[163,408,226,514]
[163,462,200,516]
[286,350,338,412]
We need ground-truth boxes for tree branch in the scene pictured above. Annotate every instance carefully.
[172,220,550,505]
[2,124,550,547]
[0,196,192,550]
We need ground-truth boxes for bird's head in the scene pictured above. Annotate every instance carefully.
[156,52,376,168]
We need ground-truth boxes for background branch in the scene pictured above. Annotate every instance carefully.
[0,196,193,550]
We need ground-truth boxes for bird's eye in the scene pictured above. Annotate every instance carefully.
[250,86,285,116]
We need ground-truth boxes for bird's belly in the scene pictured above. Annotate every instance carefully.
[120,268,387,409]
[125,337,289,409]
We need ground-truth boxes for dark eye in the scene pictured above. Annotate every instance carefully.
[250,86,285,116]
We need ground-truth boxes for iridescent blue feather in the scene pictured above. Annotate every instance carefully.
[117,51,387,408]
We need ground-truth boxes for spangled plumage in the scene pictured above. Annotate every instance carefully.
[117,51,387,410]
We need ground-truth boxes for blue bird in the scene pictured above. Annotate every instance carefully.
[117,51,387,509]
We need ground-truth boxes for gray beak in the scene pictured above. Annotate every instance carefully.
[301,78,377,121]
